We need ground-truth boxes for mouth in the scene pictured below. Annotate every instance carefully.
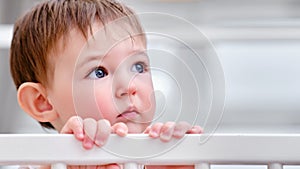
[117,108,139,120]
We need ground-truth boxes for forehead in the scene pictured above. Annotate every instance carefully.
[50,19,146,63]
[89,18,146,48]
[77,20,146,62]
[48,21,146,77]
[77,33,146,72]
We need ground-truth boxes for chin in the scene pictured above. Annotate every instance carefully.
[127,123,148,134]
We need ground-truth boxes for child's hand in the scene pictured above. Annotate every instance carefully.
[144,122,202,169]
[60,116,128,149]
[67,164,121,169]
[144,121,203,142]
[60,117,124,169]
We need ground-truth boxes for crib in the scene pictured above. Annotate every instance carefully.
[2,8,300,169]
[0,134,300,169]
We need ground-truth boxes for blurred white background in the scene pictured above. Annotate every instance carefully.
[1,1,300,169]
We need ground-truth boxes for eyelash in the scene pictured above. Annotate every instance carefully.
[132,61,149,73]
[87,61,149,79]
[87,66,108,79]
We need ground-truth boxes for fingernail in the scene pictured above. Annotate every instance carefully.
[95,140,104,146]
[173,130,184,137]
[117,128,126,136]
[160,127,174,141]
[191,128,201,133]
[150,130,158,137]
[84,141,93,149]
[160,132,172,141]
[78,133,84,139]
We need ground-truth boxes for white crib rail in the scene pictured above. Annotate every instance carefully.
[0,134,300,169]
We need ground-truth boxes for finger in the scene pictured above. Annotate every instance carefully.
[105,164,121,169]
[83,165,97,169]
[112,122,128,137]
[96,164,120,169]
[148,122,163,138]
[94,119,111,147]
[187,125,203,134]
[159,122,175,142]
[68,165,82,169]
[83,118,97,149]
[60,116,84,141]
[143,126,151,134]
[173,121,192,138]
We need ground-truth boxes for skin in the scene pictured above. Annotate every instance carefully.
[18,22,203,169]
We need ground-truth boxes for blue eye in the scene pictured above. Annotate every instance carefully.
[132,63,145,73]
[88,67,108,79]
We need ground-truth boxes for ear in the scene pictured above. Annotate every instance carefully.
[17,82,58,123]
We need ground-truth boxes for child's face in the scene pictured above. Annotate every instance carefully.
[47,24,155,133]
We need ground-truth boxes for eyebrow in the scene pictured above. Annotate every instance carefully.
[77,53,104,69]
[77,49,147,69]
[131,50,147,57]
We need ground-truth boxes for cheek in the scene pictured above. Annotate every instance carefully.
[94,84,117,121]
[49,78,76,124]
[137,76,156,114]
[70,80,117,123]
[145,77,156,102]
[72,82,105,120]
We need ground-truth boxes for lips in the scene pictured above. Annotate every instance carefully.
[117,106,140,120]
[118,111,138,119]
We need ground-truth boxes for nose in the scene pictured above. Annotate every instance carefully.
[115,77,137,98]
